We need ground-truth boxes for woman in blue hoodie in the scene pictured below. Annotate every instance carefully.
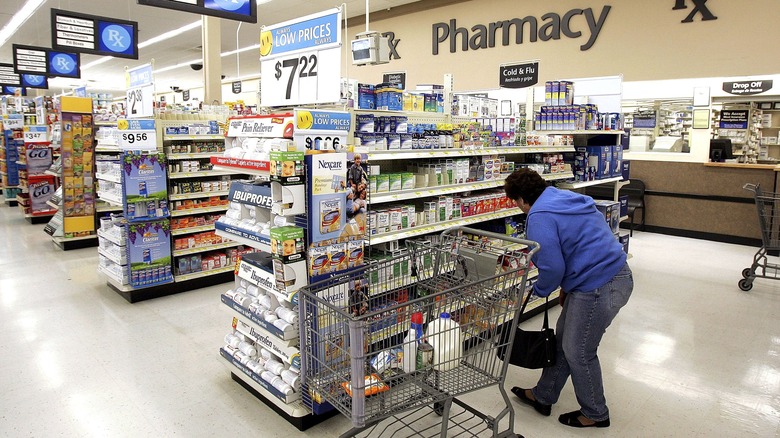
[504,168,633,429]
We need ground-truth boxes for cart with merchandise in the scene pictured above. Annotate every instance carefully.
[301,227,539,437]
[740,183,780,291]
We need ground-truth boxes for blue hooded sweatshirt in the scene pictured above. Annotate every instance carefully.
[527,186,627,297]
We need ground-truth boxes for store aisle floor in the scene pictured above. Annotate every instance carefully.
[1,205,779,438]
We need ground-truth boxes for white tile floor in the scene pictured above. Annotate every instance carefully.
[1,205,779,437]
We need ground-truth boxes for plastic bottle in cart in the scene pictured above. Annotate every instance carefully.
[402,312,424,373]
[425,312,463,372]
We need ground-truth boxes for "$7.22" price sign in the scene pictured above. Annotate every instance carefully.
[261,47,341,107]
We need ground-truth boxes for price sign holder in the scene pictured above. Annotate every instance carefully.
[23,125,49,144]
[260,8,342,107]
[125,63,155,119]
[118,119,157,151]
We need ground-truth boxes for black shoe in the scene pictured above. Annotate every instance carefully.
[510,387,551,416]
[558,410,610,428]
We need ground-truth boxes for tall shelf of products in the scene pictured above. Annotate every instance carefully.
[17,118,58,224]
[1,115,23,207]
[210,114,327,429]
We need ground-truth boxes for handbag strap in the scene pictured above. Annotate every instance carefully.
[518,286,551,330]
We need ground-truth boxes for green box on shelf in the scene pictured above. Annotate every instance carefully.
[389,174,402,192]
[401,173,415,190]
[270,226,305,263]
[269,151,305,185]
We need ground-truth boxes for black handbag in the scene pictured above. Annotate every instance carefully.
[497,290,557,369]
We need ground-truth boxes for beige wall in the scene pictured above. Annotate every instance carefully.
[345,0,780,90]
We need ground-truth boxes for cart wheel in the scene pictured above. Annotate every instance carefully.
[433,402,444,416]
[739,279,753,291]
[742,268,752,278]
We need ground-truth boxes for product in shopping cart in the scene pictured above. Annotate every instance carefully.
[425,312,463,372]
[370,348,401,375]
[401,312,424,372]
[341,374,390,398]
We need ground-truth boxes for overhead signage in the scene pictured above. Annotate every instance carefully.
[499,61,538,89]
[125,63,155,119]
[432,6,611,54]
[232,81,242,94]
[182,89,190,101]
[260,9,342,107]
[21,74,48,90]
[0,63,21,86]
[137,0,257,24]
[74,86,87,97]
[382,71,406,89]
[259,9,341,58]
[722,80,773,96]
[1,87,25,96]
[719,110,749,129]
[633,114,657,129]
[51,9,139,59]
[12,44,81,78]
[127,63,153,88]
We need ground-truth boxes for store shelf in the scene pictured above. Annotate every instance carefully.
[175,265,235,282]
[99,264,130,289]
[167,152,220,160]
[532,130,623,135]
[214,223,272,253]
[96,192,124,207]
[170,205,228,217]
[164,134,224,141]
[542,172,575,182]
[170,190,229,201]
[370,180,505,204]
[556,176,624,190]
[365,146,575,161]
[95,121,119,127]
[168,170,234,179]
[172,241,240,257]
[171,223,216,236]
[96,204,122,213]
[97,228,126,246]
[232,312,300,364]
[95,145,121,153]
[211,156,271,177]
[96,172,121,184]
[219,349,306,410]
[98,247,127,266]
[370,209,521,245]
[221,295,299,341]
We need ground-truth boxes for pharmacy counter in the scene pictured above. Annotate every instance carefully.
[626,161,776,245]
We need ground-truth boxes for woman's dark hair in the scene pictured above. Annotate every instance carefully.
[504,168,547,206]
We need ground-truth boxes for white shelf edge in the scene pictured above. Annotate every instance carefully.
[164,134,225,141]
[170,205,228,217]
[169,190,229,201]
[172,241,241,257]
[96,173,122,184]
[369,209,521,245]
[174,265,235,282]
[532,130,623,135]
[96,192,124,207]
[171,223,216,236]
[367,146,575,161]
[215,228,272,253]
[167,152,221,160]
[369,180,504,204]
[168,170,235,179]
[556,176,624,190]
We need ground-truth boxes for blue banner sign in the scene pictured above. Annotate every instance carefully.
[138,0,257,24]
[261,9,341,58]
[21,74,48,89]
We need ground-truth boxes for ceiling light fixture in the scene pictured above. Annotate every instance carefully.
[137,20,202,49]
[0,0,46,48]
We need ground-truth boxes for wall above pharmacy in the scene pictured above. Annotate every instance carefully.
[344,0,780,90]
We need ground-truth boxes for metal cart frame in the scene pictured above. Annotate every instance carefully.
[740,183,780,291]
[300,227,540,437]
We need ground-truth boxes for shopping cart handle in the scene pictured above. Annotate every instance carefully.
[743,183,759,193]
[442,226,540,258]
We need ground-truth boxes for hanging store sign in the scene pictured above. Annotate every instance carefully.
[137,0,257,24]
[12,44,81,78]
[182,90,190,101]
[0,64,21,86]
[432,6,611,55]
[722,80,773,96]
[232,81,242,94]
[21,74,48,90]
[499,60,538,89]
[260,9,342,107]
[719,110,749,129]
[51,9,139,59]
[125,63,155,119]
[382,71,406,89]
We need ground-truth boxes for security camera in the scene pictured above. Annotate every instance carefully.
[190,63,203,71]
[171,86,181,92]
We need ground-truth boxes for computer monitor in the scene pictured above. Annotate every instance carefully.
[709,138,734,162]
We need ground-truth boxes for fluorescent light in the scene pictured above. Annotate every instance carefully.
[155,58,203,74]
[138,20,202,49]
[257,0,272,4]
[221,44,260,57]
[0,0,46,48]
[82,56,113,70]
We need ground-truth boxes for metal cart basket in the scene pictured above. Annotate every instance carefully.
[300,227,539,437]
[740,183,780,291]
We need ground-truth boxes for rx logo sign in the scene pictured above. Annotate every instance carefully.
[98,22,135,56]
[49,52,78,77]
[382,32,401,60]
[673,0,717,23]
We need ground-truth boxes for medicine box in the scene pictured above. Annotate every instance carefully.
[621,160,631,180]
[611,146,623,178]
[585,146,610,179]
[594,200,620,233]
[618,232,630,254]
[618,195,629,218]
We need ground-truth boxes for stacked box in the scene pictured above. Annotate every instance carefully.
[594,200,620,234]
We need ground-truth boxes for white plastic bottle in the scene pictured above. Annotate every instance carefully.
[402,312,424,373]
[425,312,463,372]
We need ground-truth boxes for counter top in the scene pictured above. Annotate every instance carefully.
[703,162,780,170]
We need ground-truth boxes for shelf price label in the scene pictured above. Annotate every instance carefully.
[117,118,156,151]
[23,125,48,143]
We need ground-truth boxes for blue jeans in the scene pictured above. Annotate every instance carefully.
[532,263,633,421]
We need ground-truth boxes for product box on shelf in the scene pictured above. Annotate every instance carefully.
[126,219,174,288]
[611,146,624,178]
[270,226,305,263]
[618,195,629,218]
[238,251,304,304]
[621,160,631,180]
[619,232,630,254]
[306,153,351,244]
[28,174,57,215]
[121,151,169,221]
[594,200,620,234]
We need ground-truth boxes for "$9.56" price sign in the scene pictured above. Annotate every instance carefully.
[261,47,341,107]
[117,119,157,151]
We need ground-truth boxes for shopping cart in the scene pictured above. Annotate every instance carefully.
[740,183,780,291]
[300,227,539,438]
